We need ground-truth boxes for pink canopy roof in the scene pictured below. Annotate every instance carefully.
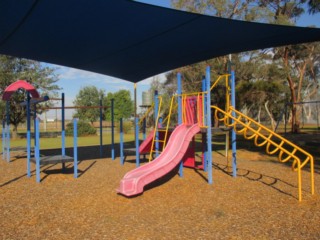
[2,80,40,101]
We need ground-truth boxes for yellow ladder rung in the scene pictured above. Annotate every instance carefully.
[155,140,165,143]
[151,149,162,152]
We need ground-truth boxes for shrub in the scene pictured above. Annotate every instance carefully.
[117,121,133,134]
[66,120,96,136]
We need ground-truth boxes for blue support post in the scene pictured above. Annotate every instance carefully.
[177,73,182,124]
[202,77,208,172]
[154,90,159,157]
[61,93,65,157]
[5,124,9,162]
[231,70,237,177]
[177,73,184,177]
[33,104,36,147]
[111,99,115,160]
[5,101,10,162]
[27,94,31,177]
[2,120,4,160]
[35,118,40,183]
[143,118,146,140]
[135,117,140,167]
[99,97,103,158]
[206,66,213,184]
[120,118,124,165]
[73,118,78,178]
[61,93,66,170]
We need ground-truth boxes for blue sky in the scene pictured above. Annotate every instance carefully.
[44,0,320,120]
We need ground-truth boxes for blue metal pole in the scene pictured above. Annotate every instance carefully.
[177,73,182,125]
[99,97,103,158]
[5,124,9,162]
[61,93,65,157]
[154,90,159,157]
[2,120,4,160]
[135,117,140,167]
[231,69,237,177]
[5,101,10,162]
[177,73,184,177]
[33,104,36,147]
[35,118,40,183]
[143,118,146,140]
[73,118,78,178]
[206,66,213,184]
[120,118,124,165]
[27,94,31,177]
[111,99,115,160]
[202,77,208,172]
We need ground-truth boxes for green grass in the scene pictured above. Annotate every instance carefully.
[1,132,136,150]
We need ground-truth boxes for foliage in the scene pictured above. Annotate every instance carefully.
[0,55,60,137]
[73,86,105,124]
[104,90,134,122]
[119,121,133,134]
[65,120,96,136]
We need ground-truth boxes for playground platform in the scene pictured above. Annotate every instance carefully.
[30,155,74,165]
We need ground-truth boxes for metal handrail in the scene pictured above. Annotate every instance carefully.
[148,97,163,162]
[212,105,315,201]
[138,102,154,125]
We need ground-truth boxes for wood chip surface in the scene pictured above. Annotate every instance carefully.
[0,148,319,239]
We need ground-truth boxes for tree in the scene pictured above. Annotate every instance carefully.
[104,90,134,122]
[73,86,105,124]
[257,0,320,132]
[272,43,320,132]
[169,0,320,132]
[0,55,60,137]
[308,0,320,14]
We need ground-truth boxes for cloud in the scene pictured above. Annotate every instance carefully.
[138,72,167,86]
[55,65,127,85]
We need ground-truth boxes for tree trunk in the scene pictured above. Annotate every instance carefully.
[12,124,18,139]
[264,101,276,131]
[257,106,261,124]
[283,47,300,133]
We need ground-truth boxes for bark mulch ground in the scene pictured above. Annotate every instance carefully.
[0,147,319,239]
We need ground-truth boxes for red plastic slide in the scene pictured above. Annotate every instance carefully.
[117,123,200,196]
[139,130,154,154]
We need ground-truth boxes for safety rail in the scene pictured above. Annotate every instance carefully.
[138,102,154,125]
[212,105,314,201]
[210,74,231,112]
[148,96,164,162]
[210,74,230,91]
[181,93,206,128]
[161,100,177,126]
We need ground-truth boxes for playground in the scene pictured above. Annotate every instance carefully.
[1,1,320,239]
[1,62,319,240]
[0,139,319,239]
